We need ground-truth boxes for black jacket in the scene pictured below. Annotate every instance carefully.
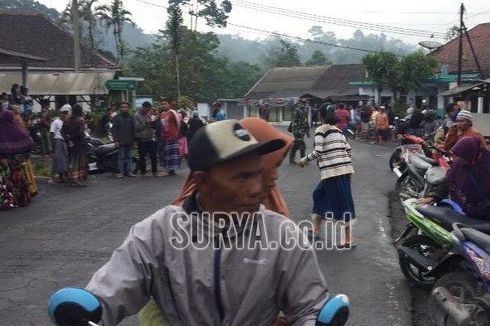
[112,112,134,145]
[187,117,205,139]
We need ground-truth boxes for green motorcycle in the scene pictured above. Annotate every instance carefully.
[394,198,490,288]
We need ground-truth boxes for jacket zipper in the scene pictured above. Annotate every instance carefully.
[214,248,225,323]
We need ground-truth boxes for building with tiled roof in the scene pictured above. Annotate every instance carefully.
[429,23,490,78]
[0,12,117,100]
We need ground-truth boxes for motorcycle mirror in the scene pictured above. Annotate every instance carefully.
[48,287,102,326]
[316,294,350,326]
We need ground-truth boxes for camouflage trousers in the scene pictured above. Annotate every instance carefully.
[289,139,306,163]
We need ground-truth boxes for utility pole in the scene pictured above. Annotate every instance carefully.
[72,0,81,72]
[457,3,464,85]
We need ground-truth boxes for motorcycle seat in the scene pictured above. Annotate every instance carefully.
[408,154,432,171]
[425,167,446,186]
[461,228,490,253]
[95,143,117,154]
[413,152,437,165]
[416,205,490,234]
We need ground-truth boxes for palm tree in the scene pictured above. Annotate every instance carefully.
[97,0,134,64]
[79,0,104,48]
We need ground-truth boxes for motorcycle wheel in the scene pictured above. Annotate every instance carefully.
[389,148,402,170]
[131,157,140,175]
[398,234,440,288]
[429,272,489,326]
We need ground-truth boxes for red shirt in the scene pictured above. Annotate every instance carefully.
[161,110,180,141]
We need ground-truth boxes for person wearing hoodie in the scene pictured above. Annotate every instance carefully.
[112,102,135,178]
[84,120,329,326]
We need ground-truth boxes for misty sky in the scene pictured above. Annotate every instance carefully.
[41,0,490,44]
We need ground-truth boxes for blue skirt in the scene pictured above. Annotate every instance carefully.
[312,174,355,222]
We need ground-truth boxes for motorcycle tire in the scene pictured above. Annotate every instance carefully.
[429,272,488,326]
[398,234,440,289]
[389,148,402,170]
[131,157,140,175]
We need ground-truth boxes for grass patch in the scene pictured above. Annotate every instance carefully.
[33,159,51,177]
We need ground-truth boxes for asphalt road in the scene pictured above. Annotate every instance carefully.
[0,136,411,326]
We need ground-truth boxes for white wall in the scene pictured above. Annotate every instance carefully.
[473,113,490,137]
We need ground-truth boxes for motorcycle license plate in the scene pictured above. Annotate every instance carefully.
[393,167,402,178]
[88,162,98,171]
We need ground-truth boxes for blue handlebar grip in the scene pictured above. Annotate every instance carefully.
[316,294,350,326]
[48,287,102,326]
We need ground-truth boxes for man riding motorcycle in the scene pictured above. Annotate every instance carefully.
[82,120,330,325]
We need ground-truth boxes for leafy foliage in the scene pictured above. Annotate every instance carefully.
[305,50,331,66]
[362,50,438,102]
[128,27,263,102]
[97,0,134,64]
[169,0,232,27]
[263,39,301,67]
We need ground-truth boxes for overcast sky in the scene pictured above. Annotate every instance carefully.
[42,0,490,44]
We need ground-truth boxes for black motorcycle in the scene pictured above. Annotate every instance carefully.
[85,132,139,175]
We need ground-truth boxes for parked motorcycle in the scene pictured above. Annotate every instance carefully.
[85,132,139,175]
[394,144,450,200]
[394,199,490,288]
[48,288,350,326]
[430,223,490,326]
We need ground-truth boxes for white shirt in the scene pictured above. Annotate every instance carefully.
[50,118,64,140]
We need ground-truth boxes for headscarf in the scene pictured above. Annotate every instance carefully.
[173,117,294,217]
[447,136,490,218]
[0,110,33,155]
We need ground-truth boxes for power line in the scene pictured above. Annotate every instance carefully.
[234,0,447,38]
[131,0,387,54]
[227,23,379,53]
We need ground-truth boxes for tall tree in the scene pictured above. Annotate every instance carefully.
[397,51,438,94]
[305,50,331,66]
[169,0,232,29]
[80,0,106,48]
[362,51,399,104]
[264,39,301,67]
[97,0,134,64]
[164,6,184,100]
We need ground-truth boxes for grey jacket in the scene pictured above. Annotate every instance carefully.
[86,195,329,325]
[133,112,154,141]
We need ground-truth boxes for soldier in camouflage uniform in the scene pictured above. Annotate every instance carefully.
[289,100,310,164]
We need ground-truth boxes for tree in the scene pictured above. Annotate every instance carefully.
[264,39,301,67]
[97,0,134,64]
[305,50,331,66]
[397,51,438,93]
[128,28,262,102]
[446,25,460,41]
[80,0,107,48]
[169,0,232,29]
[163,6,185,100]
[362,51,399,104]
[362,50,438,104]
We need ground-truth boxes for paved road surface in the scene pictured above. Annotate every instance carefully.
[0,137,411,325]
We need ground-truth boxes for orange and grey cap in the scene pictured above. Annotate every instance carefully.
[187,120,285,171]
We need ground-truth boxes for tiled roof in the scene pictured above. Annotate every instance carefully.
[430,23,490,77]
[0,12,117,70]
[244,64,364,100]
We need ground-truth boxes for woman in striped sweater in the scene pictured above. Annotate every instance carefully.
[298,104,356,248]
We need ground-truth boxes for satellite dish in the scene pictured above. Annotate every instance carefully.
[418,40,443,50]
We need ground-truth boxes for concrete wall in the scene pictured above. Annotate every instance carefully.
[473,113,490,137]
